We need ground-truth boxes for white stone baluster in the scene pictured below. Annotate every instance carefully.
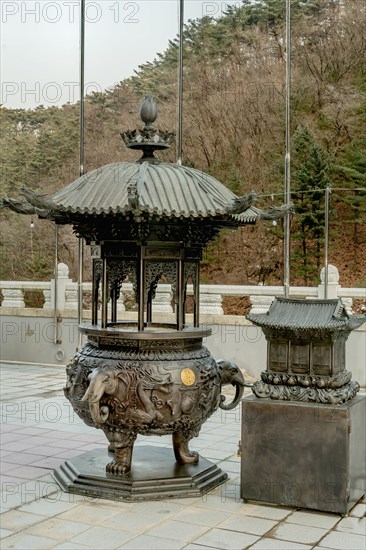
[1,288,25,308]
[152,285,173,313]
[249,295,274,314]
[200,293,224,315]
[43,289,52,309]
[117,292,126,314]
[65,283,78,310]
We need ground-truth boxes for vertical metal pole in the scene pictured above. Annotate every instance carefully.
[324,186,331,299]
[79,0,85,179]
[177,0,184,164]
[77,0,85,347]
[283,0,291,298]
[54,225,59,345]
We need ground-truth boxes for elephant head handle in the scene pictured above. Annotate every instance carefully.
[217,359,249,410]
[81,366,117,426]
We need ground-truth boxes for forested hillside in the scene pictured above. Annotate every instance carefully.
[1,0,365,288]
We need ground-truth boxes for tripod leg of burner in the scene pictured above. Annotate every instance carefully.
[106,431,137,475]
[173,432,199,465]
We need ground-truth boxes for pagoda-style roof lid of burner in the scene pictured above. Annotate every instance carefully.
[45,161,259,221]
[1,96,292,226]
[247,297,366,332]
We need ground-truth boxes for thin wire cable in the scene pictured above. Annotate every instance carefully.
[254,187,365,199]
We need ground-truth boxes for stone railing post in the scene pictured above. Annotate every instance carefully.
[200,292,224,315]
[318,264,340,299]
[152,285,173,313]
[46,263,73,311]
[1,288,25,308]
[249,295,274,314]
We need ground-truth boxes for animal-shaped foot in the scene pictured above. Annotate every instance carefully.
[106,459,130,475]
[173,433,199,465]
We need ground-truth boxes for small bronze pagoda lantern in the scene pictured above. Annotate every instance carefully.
[247,297,362,403]
[2,97,289,499]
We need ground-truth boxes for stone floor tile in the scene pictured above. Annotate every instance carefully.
[173,506,231,527]
[13,427,50,436]
[318,531,366,549]
[18,497,80,516]
[195,494,245,513]
[1,433,24,443]
[193,527,259,549]
[238,503,292,521]
[335,516,366,535]
[144,519,208,542]
[2,440,45,452]
[349,503,366,518]
[3,465,51,480]
[125,499,185,517]
[0,528,15,539]
[218,515,278,536]
[45,439,88,449]
[119,534,185,549]
[57,503,122,524]
[269,523,328,545]
[0,424,20,433]
[51,543,90,550]
[69,525,134,549]
[0,462,19,474]
[0,510,46,532]
[1,532,57,549]
[0,451,48,464]
[286,510,341,529]
[23,446,70,458]
[184,545,218,550]
[200,449,233,460]
[249,538,313,550]
[51,449,87,459]
[29,456,64,469]
[27,517,91,540]
[103,510,167,533]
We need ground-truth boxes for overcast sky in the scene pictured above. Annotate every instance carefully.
[1,0,239,109]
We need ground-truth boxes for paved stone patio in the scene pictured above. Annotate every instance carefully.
[1,362,365,550]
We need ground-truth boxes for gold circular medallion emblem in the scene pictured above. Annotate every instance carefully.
[181,368,196,386]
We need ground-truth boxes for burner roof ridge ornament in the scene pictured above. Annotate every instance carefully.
[121,96,175,164]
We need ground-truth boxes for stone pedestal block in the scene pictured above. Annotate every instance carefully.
[241,395,365,514]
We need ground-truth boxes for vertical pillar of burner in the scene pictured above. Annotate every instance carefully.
[194,263,200,328]
[101,258,108,328]
[138,251,145,331]
[111,286,117,323]
[92,260,98,325]
[177,255,184,330]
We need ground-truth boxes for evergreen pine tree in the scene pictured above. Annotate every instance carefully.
[291,125,332,283]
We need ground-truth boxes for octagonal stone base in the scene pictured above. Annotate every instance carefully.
[53,446,228,502]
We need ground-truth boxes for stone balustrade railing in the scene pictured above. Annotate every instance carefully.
[1,263,365,315]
